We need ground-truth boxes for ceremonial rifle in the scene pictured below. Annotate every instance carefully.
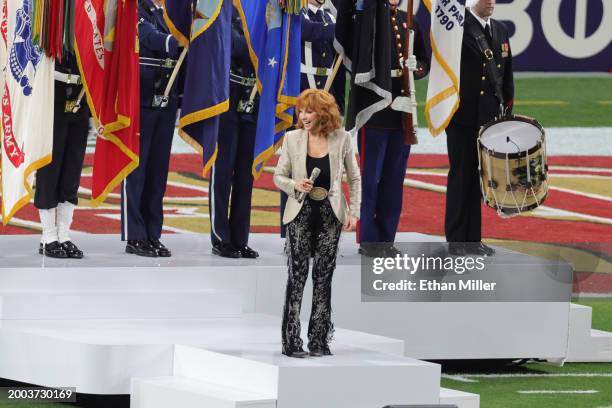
[401,0,418,145]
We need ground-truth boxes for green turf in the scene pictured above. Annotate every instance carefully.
[441,298,612,407]
[575,298,612,332]
[413,76,612,128]
[0,403,66,407]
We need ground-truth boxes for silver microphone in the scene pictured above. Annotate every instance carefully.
[296,167,321,203]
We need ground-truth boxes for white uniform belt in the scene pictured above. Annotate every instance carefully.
[391,69,403,78]
[300,63,331,76]
[139,57,177,69]
[54,72,81,85]
[230,72,256,87]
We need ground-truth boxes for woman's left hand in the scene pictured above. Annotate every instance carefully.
[343,215,357,231]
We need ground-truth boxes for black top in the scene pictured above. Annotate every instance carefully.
[450,11,514,127]
[306,154,330,190]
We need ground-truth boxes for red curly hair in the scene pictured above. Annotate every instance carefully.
[295,89,342,137]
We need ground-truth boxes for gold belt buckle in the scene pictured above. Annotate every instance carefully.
[484,49,494,60]
[315,67,328,76]
[64,99,77,113]
[308,187,328,201]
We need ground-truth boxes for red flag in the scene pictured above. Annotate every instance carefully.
[74,0,139,206]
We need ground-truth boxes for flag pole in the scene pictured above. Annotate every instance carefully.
[161,46,189,105]
[323,56,343,92]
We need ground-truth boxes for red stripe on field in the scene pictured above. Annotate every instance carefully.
[551,169,612,177]
[574,272,612,294]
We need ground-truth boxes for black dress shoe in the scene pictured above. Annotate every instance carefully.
[212,243,241,258]
[282,346,308,358]
[358,244,385,258]
[149,238,171,257]
[467,242,495,256]
[448,242,467,256]
[61,241,84,259]
[126,240,158,257]
[236,245,259,259]
[384,245,402,257]
[39,241,68,259]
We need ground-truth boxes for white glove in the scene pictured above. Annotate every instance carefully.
[404,55,418,72]
[391,96,416,113]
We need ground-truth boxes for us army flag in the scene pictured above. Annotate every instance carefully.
[0,0,54,224]
[424,0,466,136]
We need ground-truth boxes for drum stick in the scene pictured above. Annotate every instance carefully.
[324,56,343,92]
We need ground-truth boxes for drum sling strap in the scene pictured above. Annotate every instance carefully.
[469,23,506,116]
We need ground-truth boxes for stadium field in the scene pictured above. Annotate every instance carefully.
[441,298,612,408]
[413,75,612,127]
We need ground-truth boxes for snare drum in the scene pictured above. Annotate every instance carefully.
[477,115,548,216]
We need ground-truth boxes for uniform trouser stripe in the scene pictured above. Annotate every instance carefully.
[210,164,222,242]
[122,180,128,241]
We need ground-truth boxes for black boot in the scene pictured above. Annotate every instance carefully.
[282,345,308,358]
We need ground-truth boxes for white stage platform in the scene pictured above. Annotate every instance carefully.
[1,233,607,361]
[0,233,609,406]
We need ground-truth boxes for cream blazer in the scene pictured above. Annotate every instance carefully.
[274,129,361,225]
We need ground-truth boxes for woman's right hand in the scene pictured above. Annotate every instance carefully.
[295,178,314,193]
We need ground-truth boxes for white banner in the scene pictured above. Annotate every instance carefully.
[1,0,54,224]
[424,0,465,136]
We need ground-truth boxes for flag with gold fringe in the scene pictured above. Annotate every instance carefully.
[0,0,55,224]
[74,0,139,205]
[164,0,232,177]
[234,0,302,178]
[424,0,466,136]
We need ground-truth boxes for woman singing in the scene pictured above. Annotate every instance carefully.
[274,89,361,358]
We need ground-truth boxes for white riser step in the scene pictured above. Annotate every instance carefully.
[565,303,612,362]
[440,387,480,408]
[0,290,242,320]
[131,377,276,408]
[173,344,441,408]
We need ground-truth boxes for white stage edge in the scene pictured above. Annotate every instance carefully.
[1,233,605,361]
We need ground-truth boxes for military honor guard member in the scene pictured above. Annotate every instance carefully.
[445,0,514,256]
[280,0,345,237]
[300,0,345,113]
[35,54,90,259]
[209,8,259,259]
[357,0,429,257]
[121,0,181,258]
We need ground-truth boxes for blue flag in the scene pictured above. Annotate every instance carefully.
[235,0,302,178]
[164,0,232,176]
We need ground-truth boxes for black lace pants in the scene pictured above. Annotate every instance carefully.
[282,199,342,351]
